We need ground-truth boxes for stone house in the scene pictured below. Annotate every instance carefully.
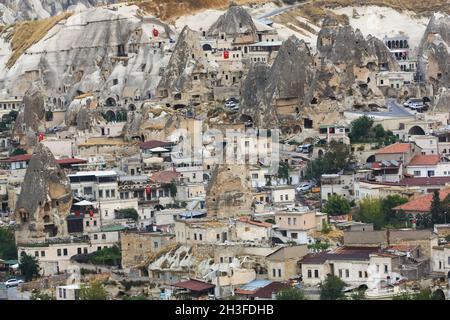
[266,245,308,281]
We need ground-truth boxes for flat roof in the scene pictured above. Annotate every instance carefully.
[249,41,282,47]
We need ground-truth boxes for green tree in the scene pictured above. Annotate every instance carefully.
[276,287,307,300]
[30,289,55,300]
[320,274,346,300]
[79,280,108,300]
[350,288,366,300]
[277,162,290,184]
[430,190,443,225]
[381,195,408,226]
[19,254,40,281]
[116,208,139,222]
[91,245,121,266]
[356,198,386,230]
[0,227,17,260]
[306,141,354,180]
[323,194,351,216]
[11,148,27,156]
[349,116,374,143]
[169,180,178,198]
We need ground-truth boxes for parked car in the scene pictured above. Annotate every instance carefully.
[225,98,239,110]
[296,183,312,192]
[4,278,24,288]
[404,98,424,109]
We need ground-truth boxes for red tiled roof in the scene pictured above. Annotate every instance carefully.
[250,282,290,299]
[400,176,450,186]
[56,158,87,165]
[0,154,32,162]
[375,143,410,155]
[408,155,440,166]
[238,216,272,228]
[149,170,181,184]
[174,279,215,292]
[299,246,381,264]
[393,189,450,214]
[140,140,172,150]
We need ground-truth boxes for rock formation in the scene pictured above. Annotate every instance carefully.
[240,36,315,129]
[417,13,450,89]
[206,164,253,218]
[157,25,213,101]
[12,84,46,147]
[14,143,72,243]
[207,4,257,43]
[65,94,105,132]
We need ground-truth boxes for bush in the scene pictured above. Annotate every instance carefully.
[276,287,307,300]
[79,280,108,300]
[323,194,351,216]
[320,275,346,300]
[116,208,139,222]
[0,226,17,260]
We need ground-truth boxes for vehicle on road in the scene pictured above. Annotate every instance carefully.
[296,183,312,192]
[225,98,239,110]
[404,98,424,109]
[297,144,313,154]
[4,279,24,288]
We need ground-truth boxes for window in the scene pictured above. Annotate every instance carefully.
[384,265,388,273]
[278,269,281,277]
[98,190,103,198]
[77,248,82,255]
[345,269,349,278]
[216,234,220,240]
[106,190,110,198]
[199,234,203,241]
[94,234,98,240]
[364,271,368,278]
[34,251,39,257]
[111,190,115,198]
[86,221,90,226]
[280,195,283,201]
[273,269,276,277]
[94,220,97,226]
[285,194,289,201]
[288,218,291,225]
[413,170,421,177]
[41,251,45,257]
[97,247,101,251]
[63,289,66,299]
[83,248,88,254]
[194,234,197,240]
[63,248,68,256]
[291,233,298,239]
[338,269,342,278]
[59,288,63,298]
[102,234,106,240]
[293,218,296,225]
[57,249,61,256]
[439,261,442,269]
[359,271,363,278]
[154,242,158,249]
[229,257,232,263]
[314,270,319,278]
[307,270,312,278]
[252,173,258,179]
[376,264,379,273]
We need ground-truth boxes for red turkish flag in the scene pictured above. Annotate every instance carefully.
[38,133,44,142]
[146,185,151,194]
[89,210,94,217]
[152,28,159,37]
[223,50,229,59]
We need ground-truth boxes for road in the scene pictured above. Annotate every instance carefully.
[347,98,414,118]
[257,1,310,20]
[7,286,30,300]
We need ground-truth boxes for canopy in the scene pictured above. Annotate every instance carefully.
[74,200,95,206]
[150,147,169,152]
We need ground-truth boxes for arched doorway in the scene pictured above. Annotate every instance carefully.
[104,110,116,122]
[128,104,136,111]
[105,97,117,107]
[366,155,376,163]
[202,44,212,51]
[408,126,425,135]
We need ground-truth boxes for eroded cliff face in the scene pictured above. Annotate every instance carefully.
[12,84,46,147]
[0,7,174,109]
[65,94,105,132]
[206,165,253,218]
[418,14,450,89]
[15,143,72,243]
[0,0,117,24]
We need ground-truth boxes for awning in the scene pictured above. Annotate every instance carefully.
[74,200,95,206]
[150,147,169,152]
